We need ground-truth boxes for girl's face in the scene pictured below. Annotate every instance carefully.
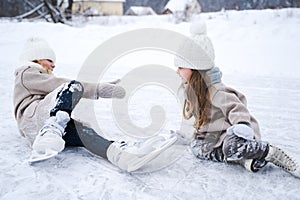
[177,67,192,82]
[38,59,55,74]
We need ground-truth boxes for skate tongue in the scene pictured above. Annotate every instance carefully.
[28,149,58,163]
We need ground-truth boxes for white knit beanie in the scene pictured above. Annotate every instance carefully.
[174,21,215,70]
[19,37,56,63]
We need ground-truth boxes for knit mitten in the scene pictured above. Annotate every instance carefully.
[97,81,126,99]
[227,124,255,141]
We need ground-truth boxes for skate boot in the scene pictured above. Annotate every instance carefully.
[107,135,177,172]
[29,111,70,163]
[265,145,300,178]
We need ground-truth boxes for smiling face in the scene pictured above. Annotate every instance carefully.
[177,67,193,83]
[37,59,55,74]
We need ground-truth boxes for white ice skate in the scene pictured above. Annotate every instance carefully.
[107,134,177,172]
[29,111,70,163]
[265,145,300,178]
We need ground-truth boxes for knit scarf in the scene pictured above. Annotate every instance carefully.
[204,67,222,87]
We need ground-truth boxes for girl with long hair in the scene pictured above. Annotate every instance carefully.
[174,21,300,178]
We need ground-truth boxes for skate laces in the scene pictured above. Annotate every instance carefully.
[41,119,63,137]
[118,139,156,155]
[40,118,64,137]
[269,146,297,172]
[40,111,70,138]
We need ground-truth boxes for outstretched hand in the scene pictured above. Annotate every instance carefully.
[97,79,126,99]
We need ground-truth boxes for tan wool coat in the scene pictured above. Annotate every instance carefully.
[195,82,261,147]
[14,62,99,143]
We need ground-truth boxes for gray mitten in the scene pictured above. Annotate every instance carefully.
[227,124,255,141]
[97,79,126,99]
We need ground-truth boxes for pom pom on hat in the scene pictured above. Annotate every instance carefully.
[174,20,215,70]
[19,37,56,63]
[190,21,207,36]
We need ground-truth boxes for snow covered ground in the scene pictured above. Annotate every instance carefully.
[1,8,300,199]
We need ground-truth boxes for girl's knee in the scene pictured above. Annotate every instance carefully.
[50,80,84,116]
[222,134,246,161]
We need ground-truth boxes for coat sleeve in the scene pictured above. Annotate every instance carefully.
[21,66,98,99]
[212,89,252,126]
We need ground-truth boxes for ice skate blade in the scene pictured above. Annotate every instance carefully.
[28,149,58,164]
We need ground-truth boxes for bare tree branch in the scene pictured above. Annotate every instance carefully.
[15,3,45,20]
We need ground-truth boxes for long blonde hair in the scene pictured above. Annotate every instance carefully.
[182,70,211,129]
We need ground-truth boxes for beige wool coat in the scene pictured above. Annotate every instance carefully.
[195,82,261,148]
[14,62,99,143]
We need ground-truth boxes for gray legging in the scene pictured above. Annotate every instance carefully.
[50,80,113,159]
[191,131,269,170]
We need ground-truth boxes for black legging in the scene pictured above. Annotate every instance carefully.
[50,80,113,160]
[63,119,112,159]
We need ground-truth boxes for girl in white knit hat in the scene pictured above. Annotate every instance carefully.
[174,21,300,178]
[14,37,176,172]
